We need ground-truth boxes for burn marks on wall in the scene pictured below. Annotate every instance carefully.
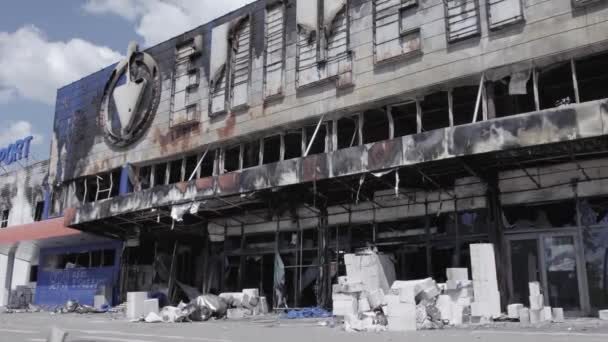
[296,0,353,88]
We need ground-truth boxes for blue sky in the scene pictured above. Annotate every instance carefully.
[0,0,252,163]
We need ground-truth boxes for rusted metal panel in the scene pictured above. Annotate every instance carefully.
[487,0,524,30]
[367,138,404,170]
[195,176,216,197]
[331,144,368,177]
[301,153,330,182]
[216,172,242,195]
[444,0,481,43]
[268,159,301,187]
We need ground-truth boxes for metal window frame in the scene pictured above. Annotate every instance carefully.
[263,1,287,102]
[443,0,482,44]
[372,0,422,65]
[229,16,253,111]
[486,0,525,31]
[170,38,202,128]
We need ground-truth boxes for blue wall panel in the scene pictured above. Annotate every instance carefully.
[35,240,122,307]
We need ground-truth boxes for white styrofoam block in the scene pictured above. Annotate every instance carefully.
[507,304,524,319]
[447,280,473,290]
[446,268,469,281]
[530,309,542,324]
[242,288,259,298]
[436,295,452,322]
[451,303,464,325]
[338,276,348,285]
[471,301,486,317]
[332,293,358,317]
[387,314,417,332]
[529,295,544,310]
[470,244,498,283]
[127,292,148,320]
[529,282,541,296]
[385,295,415,318]
[366,289,385,309]
[471,291,501,318]
[552,308,564,322]
[144,298,159,315]
[94,295,108,310]
[542,306,552,321]
[398,286,415,304]
[358,297,371,312]
[599,310,608,320]
[519,307,530,323]
[446,287,473,301]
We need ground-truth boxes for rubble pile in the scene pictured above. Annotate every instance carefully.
[127,288,269,323]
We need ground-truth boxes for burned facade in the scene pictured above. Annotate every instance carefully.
[37,0,608,315]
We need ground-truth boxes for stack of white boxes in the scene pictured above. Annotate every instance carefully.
[444,268,473,325]
[384,284,416,331]
[344,252,396,294]
[528,281,544,323]
[127,292,148,320]
[470,244,501,319]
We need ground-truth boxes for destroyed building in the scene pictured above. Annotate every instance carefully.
[3,0,608,316]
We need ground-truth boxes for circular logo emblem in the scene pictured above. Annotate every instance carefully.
[100,42,160,148]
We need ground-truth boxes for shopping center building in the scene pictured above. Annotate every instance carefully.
[3,0,608,314]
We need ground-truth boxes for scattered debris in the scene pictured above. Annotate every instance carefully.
[281,307,332,319]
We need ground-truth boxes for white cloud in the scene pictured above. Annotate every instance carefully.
[0,25,123,105]
[0,121,43,147]
[83,0,255,47]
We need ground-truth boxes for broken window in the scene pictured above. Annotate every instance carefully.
[263,135,282,164]
[209,23,230,116]
[421,91,450,131]
[503,200,577,229]
[0,209,8,228]
[230,17,251,110]
[391,102,418,136]
[184,155,199,180]
[451,86,477,125]
[576,51,608,103]
[491,74,535,118]
[154,163,168,186]
[305,123,329,156]
[138,165,152,190]
[223,145,241,173]
[296,0,352,88]
[284,130,304,160]
[487,0,524,30]
[243,140,261,169]
[363,109,390,144]
[444,0,481,43]
[199,151,216,177]
[264,2,285,100]
[538,63,576,109]
[581,198,608,309]
[34,201,44,222]
[170,36,202,127]
[373,0,422,64]
[169,159,184,183]
[337,115,360,149]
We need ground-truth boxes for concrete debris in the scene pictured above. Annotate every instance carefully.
[599,309,608,320]
[519,307,530,323]
[507,304,524,319]
[144,312,162,323]
[552,308,564,323]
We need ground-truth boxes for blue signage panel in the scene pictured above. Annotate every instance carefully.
[0,136,33,165]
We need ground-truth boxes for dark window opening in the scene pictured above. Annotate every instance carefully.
[243,140,260,169]
[138,165,152,190]
[538,63,575,109]
[363,109,390,144]
[103,249,115,267]
[184,155,198,181]
[392,102,417,137]
[29,265,38,282]
[169,159,183,184]
[154,163,168,186]
[91,250,103,267]
[85,177,98,203]
[1,209,8,228]
[576,52,608,103]
[452,86,478,125]
[503,200,577,229]
[76,252,90,267]
[199,151,215,177]
[337,116,359,149]
[110,169,121,197]
[34,201,44,222]
[421,91,449,131]
[284,130,303,160]
[305,124,327,156]
[263,135,281,164]
[224,146,241,173]
[492,76,536,118]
